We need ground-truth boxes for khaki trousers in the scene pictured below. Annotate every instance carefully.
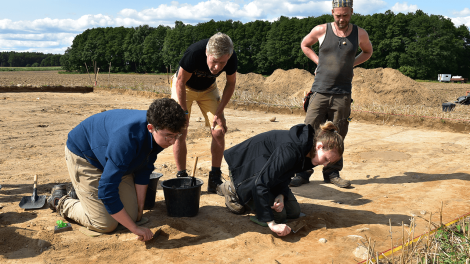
[59,146,138,233]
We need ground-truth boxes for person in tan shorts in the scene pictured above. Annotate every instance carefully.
[171,32,238,194]
[48,98,186,241]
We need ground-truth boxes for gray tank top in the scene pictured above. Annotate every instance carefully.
[311,23,358,94]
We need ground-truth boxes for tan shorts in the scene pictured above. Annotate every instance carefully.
[171,74,223,129]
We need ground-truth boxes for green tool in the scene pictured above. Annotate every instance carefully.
[56,220,67,228]
[54,220,72,233]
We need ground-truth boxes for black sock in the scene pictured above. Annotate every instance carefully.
[177,170,187,176]
[211,167,221,174]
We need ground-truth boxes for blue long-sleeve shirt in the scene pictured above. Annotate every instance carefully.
[66,109,163,214]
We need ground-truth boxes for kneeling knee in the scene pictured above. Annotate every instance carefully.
[211,128,225,138]
[91,221,119,233]
[287,206,301,219]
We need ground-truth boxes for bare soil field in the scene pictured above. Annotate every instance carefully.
[0,70,470,263]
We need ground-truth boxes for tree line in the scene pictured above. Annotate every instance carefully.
[0,52,62,67]
[27,10,470,80]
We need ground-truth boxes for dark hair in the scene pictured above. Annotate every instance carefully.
[309,121,344,157]
[147,98,186,133]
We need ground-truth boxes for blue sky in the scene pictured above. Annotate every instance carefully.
[1,0,469,54]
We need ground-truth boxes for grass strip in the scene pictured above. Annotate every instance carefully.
[0,67,63,71]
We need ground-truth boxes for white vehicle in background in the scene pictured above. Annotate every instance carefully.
[438,74,451,82]
[438,74,468,83]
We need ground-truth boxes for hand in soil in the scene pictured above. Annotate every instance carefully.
[268,221,291,236]
[135,226,154,242]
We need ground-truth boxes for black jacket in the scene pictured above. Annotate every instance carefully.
[224,124,315,222]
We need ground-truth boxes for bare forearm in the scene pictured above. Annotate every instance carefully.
[354,51,372,67]
[111,209,138,233]
[215,82,235,116]
[176,81,187,111]
[135,184,147,213]
[301,46,319,65]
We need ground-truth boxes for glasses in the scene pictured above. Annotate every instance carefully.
[156,129,182,142]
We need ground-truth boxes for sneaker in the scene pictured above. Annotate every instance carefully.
[329,177,351,188]
[219,181,245,215]
[289,175,310,187]
[208,171,223,194]
[68,185,78,200]
[47,184,67,211]
[176,170,189,178]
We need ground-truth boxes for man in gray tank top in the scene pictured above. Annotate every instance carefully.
[290,0,373,188]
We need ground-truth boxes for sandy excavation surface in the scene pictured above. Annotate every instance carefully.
[0,69,470,263]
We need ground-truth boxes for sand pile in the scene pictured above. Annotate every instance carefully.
[352,68,444,107]
[264,69,315,98]
[217,67,445,107]
[216,68,314,98]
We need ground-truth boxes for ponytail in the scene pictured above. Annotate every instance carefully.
[309,121,344,157]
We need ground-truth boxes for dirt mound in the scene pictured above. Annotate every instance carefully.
[264,68,315,97]
[216,68,314,98]
[216,72,265,94]
[352,68,444,106]
[217,67,445,107]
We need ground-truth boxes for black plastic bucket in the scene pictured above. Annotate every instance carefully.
[160,177,204,217]
[144,173,164,210]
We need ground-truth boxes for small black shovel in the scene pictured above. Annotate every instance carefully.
[19,174,47,210]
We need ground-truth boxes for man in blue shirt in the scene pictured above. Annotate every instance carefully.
[48,98,186,241]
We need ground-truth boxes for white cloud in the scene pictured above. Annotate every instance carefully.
[0,0,392,53]
[390,2,418,14]
[117,0,335,22]
[450,16,470,28]
[453,8,470,17]
[1,33,75,43]
[0,15,116,33]
[0,39,60,48]
[0,0,390,33]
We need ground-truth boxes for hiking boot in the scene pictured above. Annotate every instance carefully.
[328,176,351,188]
[219,181,245,215]
[47,184,67,211]
[208,171,223,194]
[289,170,313,187]
[289,175,309,187]
[176,170,189,178]
[68,185,78,200]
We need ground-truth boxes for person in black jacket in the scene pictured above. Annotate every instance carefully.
[220,121,344,236]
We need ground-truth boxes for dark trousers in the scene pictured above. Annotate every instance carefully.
[246,189,300,224]
[303,92,351,180]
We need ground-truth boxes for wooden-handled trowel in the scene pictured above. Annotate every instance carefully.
[19,174,47,210]
[190,156,199,187]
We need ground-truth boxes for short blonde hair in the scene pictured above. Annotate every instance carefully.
[206,32,233,59]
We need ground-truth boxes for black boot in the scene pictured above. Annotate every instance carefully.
[176,170,189,177]
[289,170,313,187]
[208,171,223,194]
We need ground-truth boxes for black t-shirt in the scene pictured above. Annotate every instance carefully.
[178,39,238,91]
